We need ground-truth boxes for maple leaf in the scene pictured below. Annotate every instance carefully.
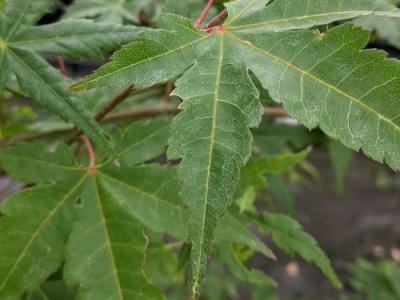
[0,119,272,299]
[0,0,137,150]
[0,128,168,299]
[71,0,400,297]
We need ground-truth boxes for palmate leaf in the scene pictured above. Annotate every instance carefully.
[0,120,272,299]
[71,0,400,297]
[0,160,165,299]
[0,0,137,150]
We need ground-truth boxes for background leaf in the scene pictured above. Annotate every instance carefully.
[328,139,354,194]
[114,118,170,167]
[258,213,342,288]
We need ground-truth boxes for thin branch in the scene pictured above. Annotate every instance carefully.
[104,105,287,122]
[5,87,27,99]
[4,105,288,145]
[264,106,287,117]
[104,103,178,122]
[67,85,135,144]
[204,9,228,29]
[163,82,174,102]
[56,55,67,75]
[95,85,134,121]
[80,135,96,173]
[194,0,215,29]
[139,12,156,28]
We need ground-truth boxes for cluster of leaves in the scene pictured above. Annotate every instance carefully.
[343,259,400,300]
[1,0,400,299]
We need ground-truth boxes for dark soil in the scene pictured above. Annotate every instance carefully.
[263,150,400,300]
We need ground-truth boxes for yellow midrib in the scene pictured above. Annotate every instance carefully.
[74,34,210,89]
[227,10,400,31]
[192,33,225,296]
[91,176,125,300]
[227,0,259,24]
[226,32,400,133]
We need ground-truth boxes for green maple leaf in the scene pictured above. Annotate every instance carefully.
[0,0,137,150]
[71,0,400,297]
[0,120,271,299]
[64,0,159,24]
[0,123,170,299]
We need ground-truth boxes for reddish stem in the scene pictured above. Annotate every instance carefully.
[264,106,287,117]
[67,85,134,144]
[204,9,228,29]
[194,0,215,29]
[56,55,67,75]
[79,135,96,173]
[95,85,134,121]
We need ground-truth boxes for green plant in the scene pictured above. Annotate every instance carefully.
[1,0,400,299]
[343,259,400,300]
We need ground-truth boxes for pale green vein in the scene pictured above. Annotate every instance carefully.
[4,0,31,40]
[227,10,400,31]
[191,33,224,296]
[9,32,124,46]
[2,155,84,171]
[0,174,88,293]
[91,176,124,300]
[74,35,210,89]
[227,32,400,133]
[97,171,183,211]
[116,126,167,158]
[227,0,259,24]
